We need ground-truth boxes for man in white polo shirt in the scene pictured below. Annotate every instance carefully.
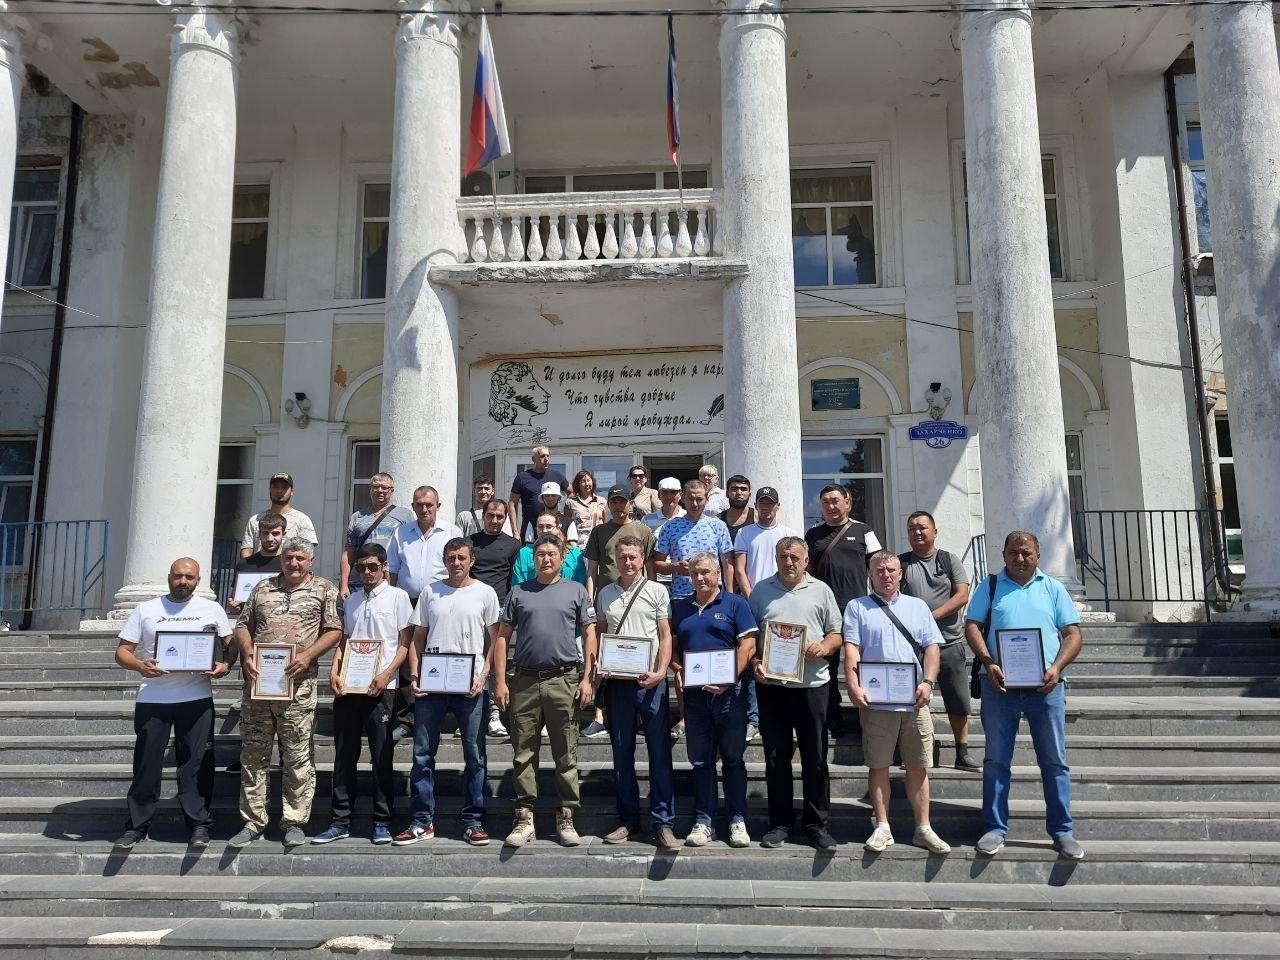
[113,557,232,851]
[396,537,500,847]
[843,550,950,855]
[313,543,412,846]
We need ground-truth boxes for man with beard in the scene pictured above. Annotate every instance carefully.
[240,472,317,558]
[469,498,522,738]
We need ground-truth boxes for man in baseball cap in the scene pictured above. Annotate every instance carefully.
[732,487,800,600]
[585,485,657,595]
[239,471,318,559]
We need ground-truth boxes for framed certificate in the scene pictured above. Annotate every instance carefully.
[996,628,1047,688]
[339,639,383,695]
[252,643,294,701]
[419,653,475,694]
[598,634,655,679]
[760,620,806,683]
[859,661,919,706]
[151,630,217,673]
[683,649,737,688]
[232,571,275,604]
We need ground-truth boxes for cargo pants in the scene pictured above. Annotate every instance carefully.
[239,677,318,831]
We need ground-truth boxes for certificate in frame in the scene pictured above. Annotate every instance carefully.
[339,639,384,695]
[598,634,655,679]
[151,629,218,673]
[858,661,919,706]
[682,649,737,688]
[759,620,806,683]
[419,652,476,694]
[252,643,295,701]
[995,627,1047,689]
[232,571,275,604]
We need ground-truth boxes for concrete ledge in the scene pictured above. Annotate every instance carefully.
[430,258,750,287]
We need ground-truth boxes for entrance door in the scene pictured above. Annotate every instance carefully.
[500,445,722,499]
[641,454,704,488]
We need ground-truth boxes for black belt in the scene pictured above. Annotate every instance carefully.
[515,664,581,680]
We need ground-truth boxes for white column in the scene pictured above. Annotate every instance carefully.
[1192,2,1280,617]
[719,0,804,530]
[380,1,463,517]
[960,0,1078,586]
[0,12,23,331]
[112,9,239,611]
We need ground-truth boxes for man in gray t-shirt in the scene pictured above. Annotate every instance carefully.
[493,535,598,848]
[898,511,977,771]
[341,471,414,599]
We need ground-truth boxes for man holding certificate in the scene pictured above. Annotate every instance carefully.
[396,538,500,847]
[746,537,843,851]
[113,558,232,850]
[312,544,412,846]
[231,538,342,849]
[671,552,758,849]
[595,535,677,851]
[494,533,597,848]
[964,530,1084,861]
[842,551,951,856]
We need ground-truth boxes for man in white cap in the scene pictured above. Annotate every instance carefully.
[641,478,686,588]
[526,481,579,546]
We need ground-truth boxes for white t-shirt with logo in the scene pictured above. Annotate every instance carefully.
[409,579,501,683]
[733,522,801,589]
[119,596,232,704]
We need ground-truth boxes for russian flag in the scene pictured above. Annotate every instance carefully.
[666,13,681,166]
[465,14,511,177]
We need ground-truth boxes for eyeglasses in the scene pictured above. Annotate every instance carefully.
[629,472,646,479]
[356,561,382,571]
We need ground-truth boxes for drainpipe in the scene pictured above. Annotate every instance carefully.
[21,102,82,630]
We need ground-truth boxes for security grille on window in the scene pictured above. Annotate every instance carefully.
[214,443,255,542]
[360,183,391,299]
[960,156,1064,280]
[790,167,877,287]
[228,183,270,300]
[8,168,60,289]
[800,437,887,541]
[350,441,381,515]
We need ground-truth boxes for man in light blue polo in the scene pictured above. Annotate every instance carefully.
[964,530,1083,861]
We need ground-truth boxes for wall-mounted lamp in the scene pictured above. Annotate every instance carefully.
[284,391,312,428]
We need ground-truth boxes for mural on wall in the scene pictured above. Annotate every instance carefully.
[472,350,725,455]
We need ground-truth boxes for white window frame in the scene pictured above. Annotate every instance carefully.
[349,439,381,517]
[214,440,255,543]
[789,164,878,288]
[799,434,889,543]
[338,161,392,300]
[952,136,1083,283]
[519,169,711,193]
[1214,412,1241,560]
[1178,111,1211,257]
[357,181,391,300]
[228,164,283,302]
[8,165,62,291]
[0,434,38,528]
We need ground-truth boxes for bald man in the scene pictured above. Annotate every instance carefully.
[114,558,234,851]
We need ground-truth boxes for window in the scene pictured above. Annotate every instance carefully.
[791,167,877,287]
[800,437,887,541]
[0,436,36,567]
[8,168,59,289]
[1065,432,1086,554]
[228,183,270,299]
[1184,121,1211,254]
[360,182,391,299]
[1215,413,1241,561]
[350,441,381,515]
[960,156,1064,280]
[522,170,709,193]
[214,443,255,543]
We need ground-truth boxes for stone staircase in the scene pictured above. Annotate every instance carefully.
[0,622,1277,958]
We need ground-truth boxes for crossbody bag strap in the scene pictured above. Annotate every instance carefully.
[353,505,395,552]
[869,593,924,663]
[614,577,648,631]
[815,519,856,581]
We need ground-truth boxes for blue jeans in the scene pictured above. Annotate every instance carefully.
[604,678,674,829]
[684,681,748,827]
[980,674,1072,837]
[409,693,487,827]
[743,671,760,727]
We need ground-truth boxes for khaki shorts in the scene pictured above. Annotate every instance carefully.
[859,706,934,769]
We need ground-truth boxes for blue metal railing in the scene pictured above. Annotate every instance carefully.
[1074,508,1235,618]
[0,520,109,623]
[211,536,240,606]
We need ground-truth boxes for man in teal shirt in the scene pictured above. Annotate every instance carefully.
[964,530,1083,860]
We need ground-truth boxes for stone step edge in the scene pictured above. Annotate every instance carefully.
[0,916,1275,958]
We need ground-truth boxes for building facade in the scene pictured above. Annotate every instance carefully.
[0,0,1276,625]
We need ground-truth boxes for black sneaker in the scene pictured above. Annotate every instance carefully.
[760,824,790,848]
[955,749,982,773]
[114,828,146,849]
[807,827,838,852]
[188,826,211,850]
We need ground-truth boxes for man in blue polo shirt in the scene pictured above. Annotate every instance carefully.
[965,530,1084,861]
[672,551,758,848]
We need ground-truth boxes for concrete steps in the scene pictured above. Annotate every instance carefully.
[0,624,1276,958]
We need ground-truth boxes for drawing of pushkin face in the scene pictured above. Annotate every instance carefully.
[489,361,551,427]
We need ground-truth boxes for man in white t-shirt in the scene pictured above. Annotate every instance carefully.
[113,558,232,850]
[312,543,413,846]
[239,472,318,558]
[395,537,500,847]
[732,487,800,599]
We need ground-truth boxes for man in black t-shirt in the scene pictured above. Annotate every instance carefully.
[507,444,569,541]
[720,475,756,594]
[469,499,522,739]
[804,484,883,735]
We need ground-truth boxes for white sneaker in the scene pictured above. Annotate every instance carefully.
[864,823,894,853]
[487,714,507,738]
[684,823,714,847]
[912,825,951,854]
[728,820,750,848]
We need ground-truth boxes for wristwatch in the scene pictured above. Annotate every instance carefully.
[923,678,937,688]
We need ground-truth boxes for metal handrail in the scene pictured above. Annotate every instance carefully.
[0,520,109,623]
[965,533,988,586]
[211,536,240,606]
